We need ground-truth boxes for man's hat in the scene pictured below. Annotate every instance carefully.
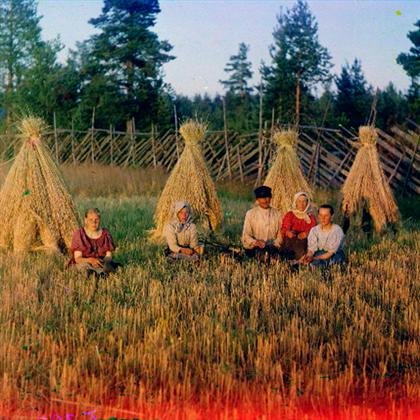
[254,185,272,199]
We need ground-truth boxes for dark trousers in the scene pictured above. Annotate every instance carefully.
[310,250,346,267]
[280,237,308,260]
[244,245,280,262]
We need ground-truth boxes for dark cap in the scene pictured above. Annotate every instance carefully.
[254,186,272,199]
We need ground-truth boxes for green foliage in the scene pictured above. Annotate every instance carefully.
[262,0,332,124]
[70,0,175,130]
[334,58,373,128]
[397,20,420,123]
[220,43,253,96]
[0,0,52,126]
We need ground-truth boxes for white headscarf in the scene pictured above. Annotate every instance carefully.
[291,192,311,223]
[171,200,193,233]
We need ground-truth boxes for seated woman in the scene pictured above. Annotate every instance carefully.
[69,208,119,275]
[280,192,317,260]
[301,204,345,267]
[163,201,203,261]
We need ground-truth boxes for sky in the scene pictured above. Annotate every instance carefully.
[37,0,420,97]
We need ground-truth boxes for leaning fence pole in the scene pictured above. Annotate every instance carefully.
[174,104,180,159]
[256,82,264,186]
[71,117,76,165]
[110,124,114,165]
[222,97,232,179]
[152,123,157,168]
[90,107,95,164]
[131,117,136,166]
[53,111,59,162]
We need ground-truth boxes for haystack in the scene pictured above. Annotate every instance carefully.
[0,117,80,253]
[152,120,222,239]
[341,126,399,232]
[264,129,312,215]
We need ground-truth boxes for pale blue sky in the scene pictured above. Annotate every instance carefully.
[38,0,420,96]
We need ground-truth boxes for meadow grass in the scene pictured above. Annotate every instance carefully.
[0,167,418,419]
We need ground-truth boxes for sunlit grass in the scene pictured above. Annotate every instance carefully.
[0,171,418,418]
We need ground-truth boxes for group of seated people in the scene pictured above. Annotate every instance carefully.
[69,186,345,276]
[242,186,345,266]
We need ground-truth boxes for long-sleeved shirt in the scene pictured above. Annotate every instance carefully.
[163,221,198,253]
[307,224,344,254]
[241,206,281,249]
[281,211,317,236]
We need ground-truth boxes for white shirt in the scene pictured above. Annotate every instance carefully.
[241,206,281,249]
[307,224,344,254]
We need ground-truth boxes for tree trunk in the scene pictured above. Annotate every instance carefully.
[295,74,301,127]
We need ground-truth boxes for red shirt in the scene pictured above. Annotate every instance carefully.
[281,211,317,236]
[69,227,115,264]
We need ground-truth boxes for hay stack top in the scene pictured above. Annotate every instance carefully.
[359,125,378,146]
[179,120,207,145]
[273,129,298,149]
[0,116,80,253]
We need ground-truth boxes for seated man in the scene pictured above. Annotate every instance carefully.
[69,208,120,275]
[163,201,203,261]
[241,186,282,260]
[301,204,345,267]
[280,191,317,261]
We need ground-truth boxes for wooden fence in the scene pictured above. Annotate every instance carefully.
[0,123,418,194]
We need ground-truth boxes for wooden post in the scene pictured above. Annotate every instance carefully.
[151,123,157,168]
[295,74,301,128]
[174,104,180,159]
[256,82,264,186]
[53,112,58,162]
[71,117,76,165]
[110,124,114,165]
[237,144,244,183]
[403,134,419,193]
[91,107,95,164]
[131,117,135,166]
[222,97,232,179]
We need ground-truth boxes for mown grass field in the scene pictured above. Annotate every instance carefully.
[0,166,419,419]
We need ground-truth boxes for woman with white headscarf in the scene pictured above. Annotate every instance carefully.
[280,192,316,260]
[163,200,203,261]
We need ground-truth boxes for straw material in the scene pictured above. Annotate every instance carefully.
[152,120,222,239]
[0,117,80,253]
[264,129,312,215]
[341,126,399,232]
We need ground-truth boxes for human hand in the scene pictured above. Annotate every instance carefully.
[305,254,314,264]
[286,230,296,239]
[255,240,266,249]
[297,232,307,240]
[194,245,205,255]
[180,247,194,256]
[87,257,103,268]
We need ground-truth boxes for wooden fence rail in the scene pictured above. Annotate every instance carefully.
[0,124,418,194]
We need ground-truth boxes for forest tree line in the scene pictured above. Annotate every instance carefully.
[0,0,419,134]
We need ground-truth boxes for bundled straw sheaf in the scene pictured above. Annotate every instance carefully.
[0,117,80,253]
[341,126,399,232]
[152,120,222,239]
[264,129,312,215]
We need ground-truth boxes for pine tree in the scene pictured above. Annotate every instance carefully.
[220,43,257,131]
[397,20,420,123]
[0,0,44,127]
[75,0,174,130]
[262,0,332,125]
[220,43,253,96]
[335,59,373,128]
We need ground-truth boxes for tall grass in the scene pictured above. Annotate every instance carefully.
[0,168,418,419]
